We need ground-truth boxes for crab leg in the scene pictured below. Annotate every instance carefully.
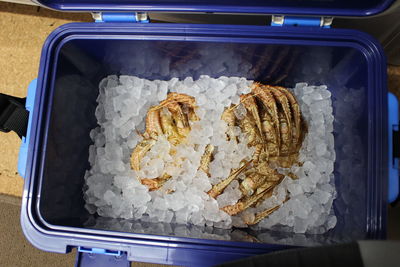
[162,92,197,108]
[157,43,198,69]
[240,93,265,143]
[254,161,283,181]
[160,93,197,138]
[239,114,263,147]
[269,86,292,150]
[130,139,157,172]
[132,92,200,191]
[273,49,299,85]
[278,112,290,154]
[144,107,163,138]
[199,144,215,175]
[159,107,182,145]
[256,179,280,195]
[261,112,279,157]
[224,171,284,216]
[188,108,200,122]
[240,172,267,197]
[276,86,301,148]
[170,104,190,136]
[275,113,295,167]
[222,181,276,216]
[208,160,252,199]
[262,112,279,160]
[247,46,276,77]
[245,205,281,225]
[253,176,285,207]
[252,143,266,163]
[251,196,290,225]
[221,107,237,142]
[251,83,281,150]
[141,173,172,191]
[265,46,291,81]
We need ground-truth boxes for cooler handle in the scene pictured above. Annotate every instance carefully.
[388,92,399,203]
[17,79,37,179]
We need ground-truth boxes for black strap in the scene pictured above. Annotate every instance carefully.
[0,93,29,138]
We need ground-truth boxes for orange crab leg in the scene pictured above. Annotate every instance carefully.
[208,160,252,199]
[251,83,281,151]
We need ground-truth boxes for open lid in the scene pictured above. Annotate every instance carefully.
[35,0,394,16]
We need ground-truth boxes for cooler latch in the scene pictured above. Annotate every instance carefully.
[271,15,333,28]
[92,12,149,23]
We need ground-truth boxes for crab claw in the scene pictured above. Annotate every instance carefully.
[208,160,252,199]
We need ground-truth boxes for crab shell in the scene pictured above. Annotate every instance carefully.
[130,93,198,190]
[209,83,307,221]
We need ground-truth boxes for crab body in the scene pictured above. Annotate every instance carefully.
[130,83,306,225]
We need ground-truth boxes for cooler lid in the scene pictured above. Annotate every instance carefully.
[35,0,394,16]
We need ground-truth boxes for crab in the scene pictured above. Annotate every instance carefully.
[206,83,307,224]
[130,93,198,190]
[130,83,307,226]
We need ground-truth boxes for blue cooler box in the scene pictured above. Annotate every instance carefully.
[11,0,399,266]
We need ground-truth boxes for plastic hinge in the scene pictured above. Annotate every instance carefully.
[78,247,122,256]
[271,15,333,28]
[388,92,399,203]
[18,79,37,179]
[92,12,149,23]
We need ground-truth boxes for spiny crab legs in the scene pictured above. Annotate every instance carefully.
[130,83,307,225]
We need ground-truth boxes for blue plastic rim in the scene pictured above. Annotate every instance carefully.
[36,0,395,16]
[17,79,37,179]
[19,23,388,266]
[388,92,399,203]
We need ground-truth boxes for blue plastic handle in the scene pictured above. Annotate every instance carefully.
[388,92,399,203]
[17,79,37,179]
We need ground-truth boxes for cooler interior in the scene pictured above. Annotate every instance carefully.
[36,37,382,247]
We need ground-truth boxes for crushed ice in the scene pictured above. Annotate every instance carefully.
[84,75,337,233]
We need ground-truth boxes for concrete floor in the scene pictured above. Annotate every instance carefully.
[0,1,399,266]
[0,195,76,267]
